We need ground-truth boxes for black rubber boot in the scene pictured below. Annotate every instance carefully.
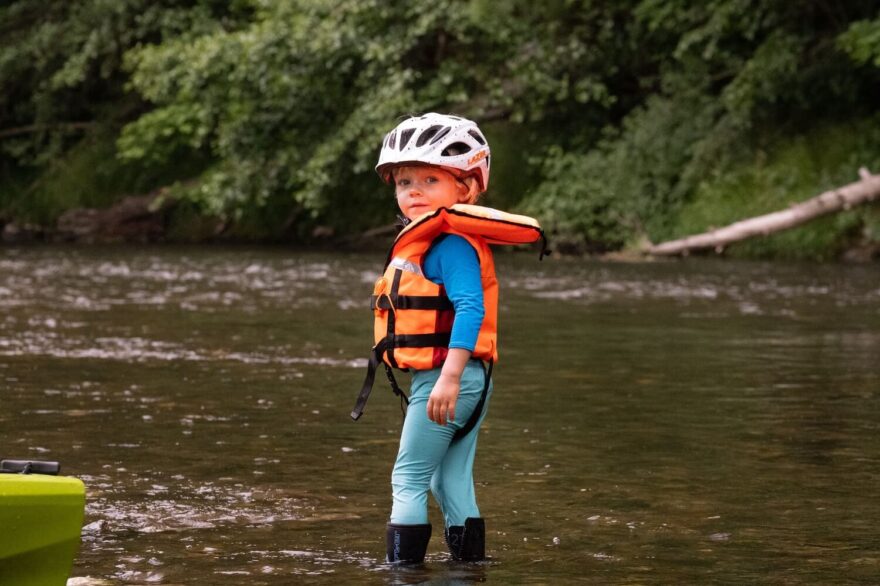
[444,517,485,561]
[386,523,432,564]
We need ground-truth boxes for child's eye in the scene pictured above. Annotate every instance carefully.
[397,178,410,187]
[425,176,438,183]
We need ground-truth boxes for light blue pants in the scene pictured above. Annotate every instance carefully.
[389,359,493,528]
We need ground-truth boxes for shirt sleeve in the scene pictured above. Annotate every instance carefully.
[422,235,485,352]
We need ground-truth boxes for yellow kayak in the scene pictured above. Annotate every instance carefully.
[0,461,85,586]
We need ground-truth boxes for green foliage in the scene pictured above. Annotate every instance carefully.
[0,1,227,165]
[2,0,880,256]
[525,87,723,252]
[0,123,210,225]
[673,116,880,260]
[523,0,880,253]
[115,0,629,225]
[839,15,880,66]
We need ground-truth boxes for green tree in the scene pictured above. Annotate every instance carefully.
[0,0,245,220]
[2,0,879,253]
[116,0,632,235]
[524,0,880,251]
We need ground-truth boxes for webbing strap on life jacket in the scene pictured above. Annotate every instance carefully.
[351,332,451,421]
[370,295,454,311]
[451,359,493,442]
[351,338,407,421]
[351,348,492,444]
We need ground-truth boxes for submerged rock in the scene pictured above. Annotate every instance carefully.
[840,242,880,263]
[2,220,45,243]
[56,193,172,243]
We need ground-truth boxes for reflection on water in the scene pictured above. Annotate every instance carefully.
[1,246,878,584]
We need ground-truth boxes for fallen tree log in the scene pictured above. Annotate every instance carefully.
[645,168,880,256]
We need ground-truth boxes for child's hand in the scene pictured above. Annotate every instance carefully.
[429,348,471,426]
[427,374,460,426]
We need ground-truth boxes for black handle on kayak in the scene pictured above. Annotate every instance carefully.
[0,459,61,475]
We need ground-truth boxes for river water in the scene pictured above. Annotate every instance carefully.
[1,246,878,585]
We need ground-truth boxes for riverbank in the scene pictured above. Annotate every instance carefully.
[2,122,878,262]
[3,205,877,263]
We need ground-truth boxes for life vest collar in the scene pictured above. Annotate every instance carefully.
[391,204,547,260]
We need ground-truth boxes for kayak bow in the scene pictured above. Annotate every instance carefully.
[0,460,85,586]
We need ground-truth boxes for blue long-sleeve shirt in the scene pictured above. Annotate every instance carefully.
[422,235,485,352]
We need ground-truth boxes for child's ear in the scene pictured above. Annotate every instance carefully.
[457,176,479,203]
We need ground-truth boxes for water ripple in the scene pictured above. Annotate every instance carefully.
[0,333,363,367]
[83,478,309,536]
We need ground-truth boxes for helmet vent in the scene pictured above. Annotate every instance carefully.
[388,131,397,150]
[399,129,415,150]
[430,127,451,144]
[442,142,472,156]
[468,129,486,145]
[416,125,445,147]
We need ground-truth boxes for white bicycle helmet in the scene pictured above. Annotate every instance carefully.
[376,113,491,193]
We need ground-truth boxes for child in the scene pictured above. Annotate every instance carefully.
[351,113,545,564]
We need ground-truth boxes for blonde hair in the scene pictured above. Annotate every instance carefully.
[459,175,482,204]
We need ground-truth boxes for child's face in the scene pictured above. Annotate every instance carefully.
[393,165,471,221]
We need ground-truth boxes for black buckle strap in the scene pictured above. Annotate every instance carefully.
[393,333,451,348]
[351,341,386,421]
[351,338,412,421]
[384,364,409,417]
[371,295,454,311]
[452,359,493,442]
[539,233,551,260]
[352,334,453,421]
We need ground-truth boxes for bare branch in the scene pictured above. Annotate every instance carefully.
[0,122,94,139]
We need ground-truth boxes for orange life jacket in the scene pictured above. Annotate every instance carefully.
[352,204,546,422]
